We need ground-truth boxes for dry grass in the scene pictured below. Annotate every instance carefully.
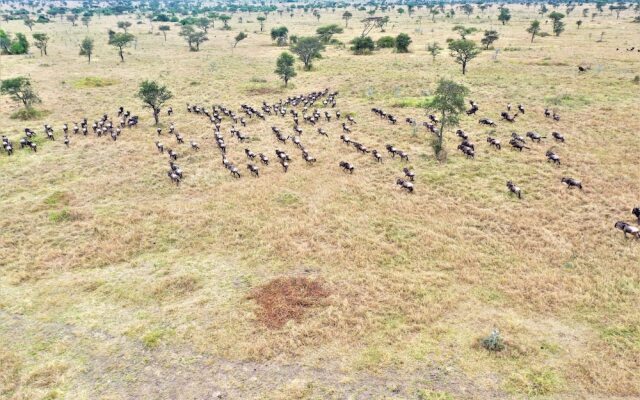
[248,277,330,328]
[1,3,639,399]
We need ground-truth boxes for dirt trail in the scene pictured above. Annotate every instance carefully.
[0,309,505,399]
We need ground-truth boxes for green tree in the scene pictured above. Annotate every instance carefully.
[196,17,210,33]
[377,36,395,48]
[81,15,91,28]
[498,7,511,25]
[1,77,41,109]
[271,26,288,46]
[275,51,296,86]
[117,20,132,33]
[576,20,583,29]
[480,30,499,49]
[461,4,474,18]
[234,32,247,48]
[219,14,231,29]
[350,36,375,54]
[79,36,94,63]
[257,16,266,32]
[32,33,49,56]
[342,11,353,27]
[395,33,412,53]
[291,36,325,70]
[424,79,468,159]
[179,25,208,51]
[109,32,135,61]
[448,39,480,74]
[316,24,343,44]
[24,18,35,31]
[137,80,173,125]
[159,25,170,41]
[0,30,11,54]
[427,41,442,61]
[527,20,541,43]
[10,33,29,54]
[452,25,478,39]
[549,12,565,36]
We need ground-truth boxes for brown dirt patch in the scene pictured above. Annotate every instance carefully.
[248,277,330,329]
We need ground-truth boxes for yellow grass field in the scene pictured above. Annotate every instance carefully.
[1,3,639,399]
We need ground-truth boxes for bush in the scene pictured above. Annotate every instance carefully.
[481,329,505,352]
[377,36,395,48]
[10,107,47,120]
[350,36,375,54]
[48,209,74,223]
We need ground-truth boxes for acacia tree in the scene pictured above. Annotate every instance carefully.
[219,14,231,29]
[448,39,480,74]
[291,36,325,70]
[342,11,352,27]
[196,17,210,33]
[527,20,541,42]
[275,51,296,86]
[24,18,35,31]
[109,32,135,61]
[234,32,247,48]
[79,36,94,63]
[271,26,288,46]
[81,15,91,28]
[0,77,41,109]
[316,24,343,43]
[481,30,499,49]
[461,4,474,18]
[179,25,208,51]
[427,42,442,61]
[452,25,478,39]
[159,25,170,41]
[32,33,49,56]
[257,16,266,31]
[498,7,511,24]
[576,20,583,29]
[137,80,172,125]
[549,12,566,36]
[424,79,468,160]
[117,20,132,33]
[67,14,78,26]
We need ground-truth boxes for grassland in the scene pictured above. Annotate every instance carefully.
[1,4,640,399]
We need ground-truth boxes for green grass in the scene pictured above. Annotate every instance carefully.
[10,107,49,120]
[72,76,118,89]
[47,209,74,223]
[506,368,563,396]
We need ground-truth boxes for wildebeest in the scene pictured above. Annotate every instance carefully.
[339,161,354,173]
[561,177,582,190]
[506,181,522,198]
[396,178,414,193]
[614,221,639,239]
[479,118,496,127]
[545,150,561,164]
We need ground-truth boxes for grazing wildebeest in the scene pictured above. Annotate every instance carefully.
[339,161,354,173]
[561,177,582,190]
[506,181,522,198]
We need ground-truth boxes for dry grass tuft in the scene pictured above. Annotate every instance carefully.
[248,277,330,329]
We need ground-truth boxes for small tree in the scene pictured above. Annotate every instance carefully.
[395,33,412,53]
[316,24,344,44]
[179,25,208,51]
[234,32,247,48]
[427,42,442,61]
[424,79,468,160]
[481,30,499,49]
[109,32,135,61]
[24,18,35,31]
[257,16,266,32]
[448,39,480,75]
[79,36,94,63]
[576,20,583,29]
[453,25,477,39]
[342,11,353,27]
[461,4,474,18]
[549,12,565,36]
[350,36,375,54]
[117,21,132,33]
[32,33,49,56]
[81,15,91,28]
[1,77,41,109]
[137,80,173,125]
[196,17,210,33]
[159,25,170,41]
[275,51,296,87]
[498,7,511,25]
[271,26,289,46]
[291,36,324,70]
[219,14,231,29]
[67,14,78,26]
[527,20,541,43]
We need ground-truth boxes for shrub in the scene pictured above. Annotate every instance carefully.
[481,329,505,352]
[350,36,375,54]
[377,35,395,48]
[10,107,47,120]
[48,209,74,223]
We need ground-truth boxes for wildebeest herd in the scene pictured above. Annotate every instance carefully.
[1,88,638,239]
